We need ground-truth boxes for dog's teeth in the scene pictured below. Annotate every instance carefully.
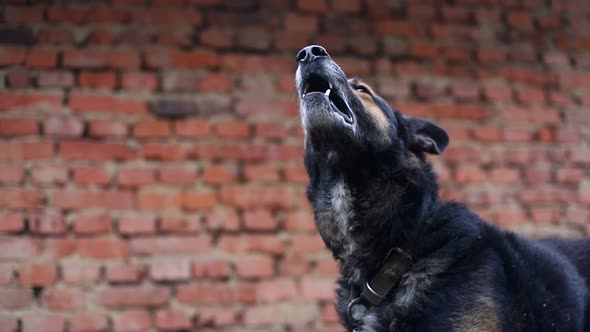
[325,89,331,96]
[302,93,306,97]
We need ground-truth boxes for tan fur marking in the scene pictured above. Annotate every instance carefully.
[453,295,501,332]
[347,79,389,135]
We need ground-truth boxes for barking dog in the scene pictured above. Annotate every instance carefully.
[295,45,590,332]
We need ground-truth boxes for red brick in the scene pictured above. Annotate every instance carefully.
[196,307,238,327]
[507,11,533,29]
[79,71,118,89]
[255,278,298,303]
[557,168,586,185]
[0,316,18,332]
[455,165,486,184]
[130,235,211,255]
[143,143,188,161]
[243,209,278,231]
[192,259,231,279]
[73,166,111,185]
[0,92,62,112]
[0,118,38,136]
[177,283,237,304]
[25,49,58,68]
[4,6,44,23]
[200,29,234,48]
[0,189,44,210]
[47,5,89,23]
[29,212,67,235]
[235,255,274,279]
[61,262,101,284]
[0,47,26,66]
[410,42,439,58]
[70,93,147,114]
[21,313,65,332]
[490,167,520,185]
[38,28,75,44]
[73,213,113,235]
[37,70,75,88]
[43,116,84,137]
[59,141,135,161]
[297,0,328,13]
[119,214,156,235]
[0,165,24,185]
[78,237,129,259]
[284,210,315,232]
[106,263,144,283]
[524,166,553,184]
[133,120,172,138]
[214,120,250,139]
[206,209,240,232]
[202,165,237,185]
[159,215,200,233]
[31,164,67,185]
[155,310,192,330]
[502,128,532,142]
[477,48,507,63]
[199,73,234,92]
[284,13,319,34]
[317,256,339,275]
[243,305,280,326]
[88,119,127,137]
[121,71,158,91]
[0,287,34,309]
[291,234,326,253]
[182,190,217,210]
[19,263,57,286]
[158,167,197,185]
[218,234,285,255]
[300,277,335,300]
[531,207,560,225]
[118,168,156,187]
[137,190,181,210]
[6,69,31,88]
[220,186,299,209]
[373,21,427,37]
[150,260,191,281]
[113,311,152,332]
[70,313,108,332]
[99,285,169,308]
[243,165,280,183]
[171,50,219,69]
[42,287,85,310]
[0,212,24,233]
[174,119,211,138]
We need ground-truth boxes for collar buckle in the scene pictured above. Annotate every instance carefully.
[346,247,413,325]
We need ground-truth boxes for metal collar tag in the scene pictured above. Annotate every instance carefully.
[347,247,413,324]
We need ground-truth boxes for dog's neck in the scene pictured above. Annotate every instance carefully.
[307,152,439,284]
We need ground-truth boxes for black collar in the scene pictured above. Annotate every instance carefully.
[347,247,413,325]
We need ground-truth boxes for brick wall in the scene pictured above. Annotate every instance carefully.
[0,0,589,331]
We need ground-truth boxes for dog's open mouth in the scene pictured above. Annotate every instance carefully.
[302,74,354,124]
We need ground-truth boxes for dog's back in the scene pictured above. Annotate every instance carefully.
[541,238,590,329]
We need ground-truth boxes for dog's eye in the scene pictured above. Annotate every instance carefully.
[355,86,370,94]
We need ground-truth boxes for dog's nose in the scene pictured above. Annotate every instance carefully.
[296,45,329,63]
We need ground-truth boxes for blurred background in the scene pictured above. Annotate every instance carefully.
[0,0,589,331]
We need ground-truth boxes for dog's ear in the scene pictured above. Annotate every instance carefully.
[404,116,449,154]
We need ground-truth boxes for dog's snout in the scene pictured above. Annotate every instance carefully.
[296,45,329,63]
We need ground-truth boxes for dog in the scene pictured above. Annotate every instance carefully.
[295,45,590,332]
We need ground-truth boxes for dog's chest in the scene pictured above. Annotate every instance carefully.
[331,181,353,227]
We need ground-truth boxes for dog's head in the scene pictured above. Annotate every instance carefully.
[296,45,450,261]
[296,45,449,161]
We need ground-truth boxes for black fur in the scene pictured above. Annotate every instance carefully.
[295,45,590,332]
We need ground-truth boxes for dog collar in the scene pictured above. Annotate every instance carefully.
[347,247,413,325]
